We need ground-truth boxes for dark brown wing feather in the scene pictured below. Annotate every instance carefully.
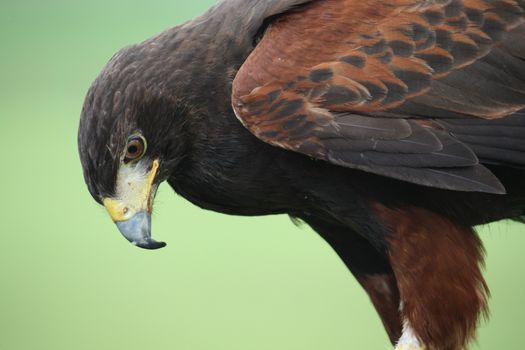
[232,0,525,193]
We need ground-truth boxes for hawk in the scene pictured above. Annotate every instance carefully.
[78,1,525,348]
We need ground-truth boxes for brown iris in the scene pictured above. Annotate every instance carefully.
[124,136,146,162]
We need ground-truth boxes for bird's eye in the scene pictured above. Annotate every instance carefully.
[124,136,146,162]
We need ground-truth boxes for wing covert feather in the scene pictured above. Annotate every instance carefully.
[232,0,525,193]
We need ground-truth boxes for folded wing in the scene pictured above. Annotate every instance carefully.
[232,0,525,193]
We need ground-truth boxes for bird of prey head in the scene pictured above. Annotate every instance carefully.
[78,41,191,249]
[78,0,305,249]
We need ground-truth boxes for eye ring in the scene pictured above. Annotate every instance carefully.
[124,135,147,162]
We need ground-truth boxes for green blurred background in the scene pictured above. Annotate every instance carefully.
[1,1,524,349]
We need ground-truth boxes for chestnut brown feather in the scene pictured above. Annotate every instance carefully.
[232,0,525,194]
[373,203,489,350]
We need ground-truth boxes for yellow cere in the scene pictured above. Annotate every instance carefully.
[103,159,160,222]
[103,197,128,222]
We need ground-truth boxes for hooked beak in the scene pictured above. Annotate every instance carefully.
[103,159,166,250]
[115,212,166,249]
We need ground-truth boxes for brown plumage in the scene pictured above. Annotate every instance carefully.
[373,203,488,349]
[228,4,525,346]
[233,0,525,193]
[79,0,525,349]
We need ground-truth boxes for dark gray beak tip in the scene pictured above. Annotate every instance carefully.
[134,240,167,250]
